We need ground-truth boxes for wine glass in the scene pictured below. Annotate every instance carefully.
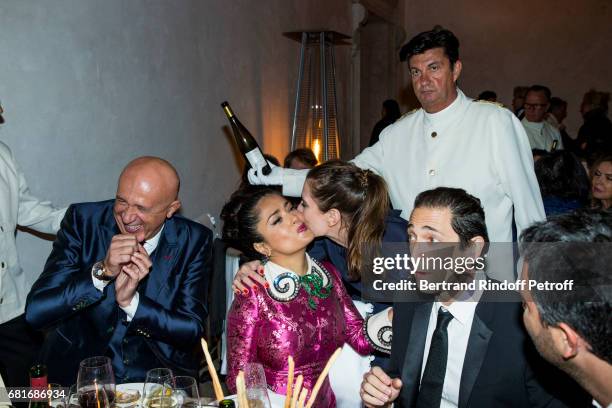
[76,356,115,408]
[64,384,79,408]
[47,383,64,408]
[166,376,199,408]
[143,368,175,408]
[243,363,271,408]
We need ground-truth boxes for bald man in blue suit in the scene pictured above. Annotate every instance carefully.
[26,157,211,385]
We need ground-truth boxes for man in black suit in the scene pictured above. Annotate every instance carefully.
[520,210,612,408]
[360,187,587,407]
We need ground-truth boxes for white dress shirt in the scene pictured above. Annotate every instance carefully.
[521,118,563,151]
[92,225,163,320]
[420,300,479,408]
[0,141,65,324]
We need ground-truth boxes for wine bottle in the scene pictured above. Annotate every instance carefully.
[221,101,271,175]
[218,399,236,408]
[29,364,48,408]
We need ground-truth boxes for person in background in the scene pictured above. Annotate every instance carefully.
[26,157,211,384]
[547,97,576,152]
[534,150,590,216]
[521,85,564,151]
[284,147,318,169]
[476,90,497,102]
[590,153,612,210]
[520,210,612,408]
[512,85,529,119]
[0,100,66,387]
[368,99,401,147]
[577,89,612,160]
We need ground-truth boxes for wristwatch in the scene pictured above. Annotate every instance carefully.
[92,261,113,281]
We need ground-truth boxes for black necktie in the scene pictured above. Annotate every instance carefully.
[416,307,454,408]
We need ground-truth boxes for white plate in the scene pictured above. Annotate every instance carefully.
[211,392,285,408]
[116,383,144,407]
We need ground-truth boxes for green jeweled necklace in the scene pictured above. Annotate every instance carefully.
[266,257,333,310]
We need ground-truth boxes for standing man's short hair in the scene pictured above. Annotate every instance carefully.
[526,85,552,101]
[399,27,460,66]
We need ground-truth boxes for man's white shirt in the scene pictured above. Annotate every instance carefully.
[420,300,479,408]
[521,118,563,151]
[92,226,164,321]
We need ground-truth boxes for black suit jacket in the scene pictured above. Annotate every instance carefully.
[25,200,212,385]
[389,291,590,407]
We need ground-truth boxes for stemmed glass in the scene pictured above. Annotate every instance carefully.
[76,356,115,408]
[243,363,271,408]
[166,376,199,408]
[64,384,78,408]
[142,368,175,408]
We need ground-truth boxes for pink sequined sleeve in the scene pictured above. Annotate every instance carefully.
[324,262,373,355]
[225,289,260,393]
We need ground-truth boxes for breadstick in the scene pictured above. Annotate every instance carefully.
[200,338,224,401]
[305,348,341,408]
[236,371,249,408]
[284,356,295,408]
[290,374,303,408]
[297,388,308,408]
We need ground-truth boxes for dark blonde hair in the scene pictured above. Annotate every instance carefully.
[306,160,389,280]
[590,153,612,209]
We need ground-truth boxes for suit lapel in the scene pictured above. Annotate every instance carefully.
[458,303,493,408]
[401,302,433,405]
[146,218,179,300]
[96,205,122,332]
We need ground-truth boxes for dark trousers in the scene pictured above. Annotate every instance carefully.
[0,314,43,387]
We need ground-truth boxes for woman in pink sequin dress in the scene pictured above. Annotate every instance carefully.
[221,186,377,407]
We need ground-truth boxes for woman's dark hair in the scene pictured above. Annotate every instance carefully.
[382,99,401,122]
[399,27,459,67]
[306,160,389,280]
[283,148,318,169]
[535,150,590,200]
[221,186,283,259]
[582,89,610,114]
[590,153,612,209]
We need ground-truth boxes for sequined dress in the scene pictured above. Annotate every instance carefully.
[226,255,374,407]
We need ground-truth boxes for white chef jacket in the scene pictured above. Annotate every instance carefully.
[0,141,66,324]
[353,89,545,243]
[521,118,563,151]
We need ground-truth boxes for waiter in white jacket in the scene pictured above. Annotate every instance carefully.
[0,102,66,387]
[250,28,545,280]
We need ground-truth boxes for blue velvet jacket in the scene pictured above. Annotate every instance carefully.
[25,200,212,385]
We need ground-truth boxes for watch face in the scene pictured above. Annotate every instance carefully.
[93,262,110,280]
